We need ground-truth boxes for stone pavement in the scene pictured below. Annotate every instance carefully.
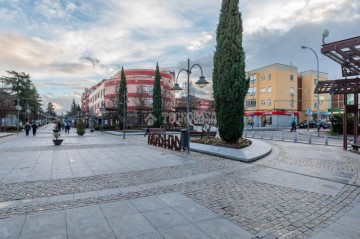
[0,125,359,239]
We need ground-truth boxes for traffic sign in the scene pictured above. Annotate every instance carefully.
[305,109,312,115]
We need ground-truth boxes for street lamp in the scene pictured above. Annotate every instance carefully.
[100,101,106,134]
[15,99,22,135]
[171,58,209,154]
[26,103,30,122]
[290,92,294,122]
[301,45,320,136]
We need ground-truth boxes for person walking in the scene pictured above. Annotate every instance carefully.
[290,120,297,132]
[65,122,70,134]
[25,122,31,136]
[31,122,38,136]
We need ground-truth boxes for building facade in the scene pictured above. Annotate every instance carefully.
[245,63,329,127]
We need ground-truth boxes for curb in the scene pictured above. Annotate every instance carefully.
[190,138,272,163]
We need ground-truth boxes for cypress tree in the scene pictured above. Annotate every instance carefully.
[212,0,248,143]
[152,62,163,127]
[118,67,127,125]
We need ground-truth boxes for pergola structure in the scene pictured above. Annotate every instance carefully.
[315,36,360,150]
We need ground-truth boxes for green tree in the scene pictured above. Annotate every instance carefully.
[212,0,248,143]
[69,99,77,117]
[118,67,127,125]
[46,102,56,119]
[152,62,163,127]
[2,71,42,122]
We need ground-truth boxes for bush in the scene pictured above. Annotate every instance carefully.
[94,125,100,131]
[330,113,359,134]
[76,118,86,135]
[0,126,23,132]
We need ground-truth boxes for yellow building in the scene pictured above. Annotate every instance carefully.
[298,71,329,122]
[245,63,329,127]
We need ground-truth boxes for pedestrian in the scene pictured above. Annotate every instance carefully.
[31,122,38,136]
[65,122,70,133]
[290,120,297,132]
[25,122,31,136]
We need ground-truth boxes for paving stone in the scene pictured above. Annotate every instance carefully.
[159,223,211,239]
[108,213,157,239]
[100,200,139,219]
[142,207,190,229]
[21,210,66,235]
[0,215,26,238]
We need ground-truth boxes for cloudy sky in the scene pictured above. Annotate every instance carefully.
[0,0,359,113]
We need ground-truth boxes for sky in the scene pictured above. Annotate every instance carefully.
[0,0,359,113]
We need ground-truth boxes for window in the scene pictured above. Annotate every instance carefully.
[247,87,256,95]
[268,74,271,80]
[268,87,272,93]
[260,87,266,93]
[267,99,272,106]
[250,75,256,82]
[148,99,153,106]
[142,86,148,92]
[290,87,294,94]
[260,100,266,106]
[314,79,318,85]
[260,75,265,81]
[290,75,294,81]
[245,99,256,108]
[149,86,154,96]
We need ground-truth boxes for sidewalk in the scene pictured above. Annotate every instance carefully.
[0,132,13,138]
[0,125,359,238]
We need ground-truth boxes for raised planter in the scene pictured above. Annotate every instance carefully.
[53,129,60,133]
[77,131,85,136]
[53,139,63,146]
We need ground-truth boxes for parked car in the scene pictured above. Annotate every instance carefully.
[319,121,331,129]
[298,120,317,128]
[298,120,330,129]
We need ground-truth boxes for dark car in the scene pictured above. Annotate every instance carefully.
[298,120,317,128]
[298,120,330,129]
[319,121,331,129]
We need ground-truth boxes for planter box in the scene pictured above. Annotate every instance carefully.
[53,139,63,146]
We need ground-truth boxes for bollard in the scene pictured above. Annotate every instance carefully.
[293,132,297,142]
[252,130,255,138]
[244,129,247,137]
[281,131,284,141]
[270,132,273,140]
[325,134,328,146]
[308,132,312,144]
[261,131,264,139]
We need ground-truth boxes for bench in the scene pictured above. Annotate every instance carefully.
[189,131,217,138]
[351,137,359,151]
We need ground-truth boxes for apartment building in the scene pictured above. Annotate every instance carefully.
[245,63,329,127]
[298,71,329,122]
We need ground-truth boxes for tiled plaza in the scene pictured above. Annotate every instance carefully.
[0,125,359,239]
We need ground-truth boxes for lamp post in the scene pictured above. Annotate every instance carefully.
[290,92,294,122]
[100,101,106,134]
[301,45,320,136]
[171,58,209,154]
[26,103,30,122]
[15,99,22,135]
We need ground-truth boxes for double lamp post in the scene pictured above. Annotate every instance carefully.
[171,59,209,154]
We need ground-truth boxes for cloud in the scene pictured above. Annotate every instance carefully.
[186,32,214,51]
[0,0,359,113]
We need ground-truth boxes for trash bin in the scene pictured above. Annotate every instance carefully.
[180,129,189,149]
